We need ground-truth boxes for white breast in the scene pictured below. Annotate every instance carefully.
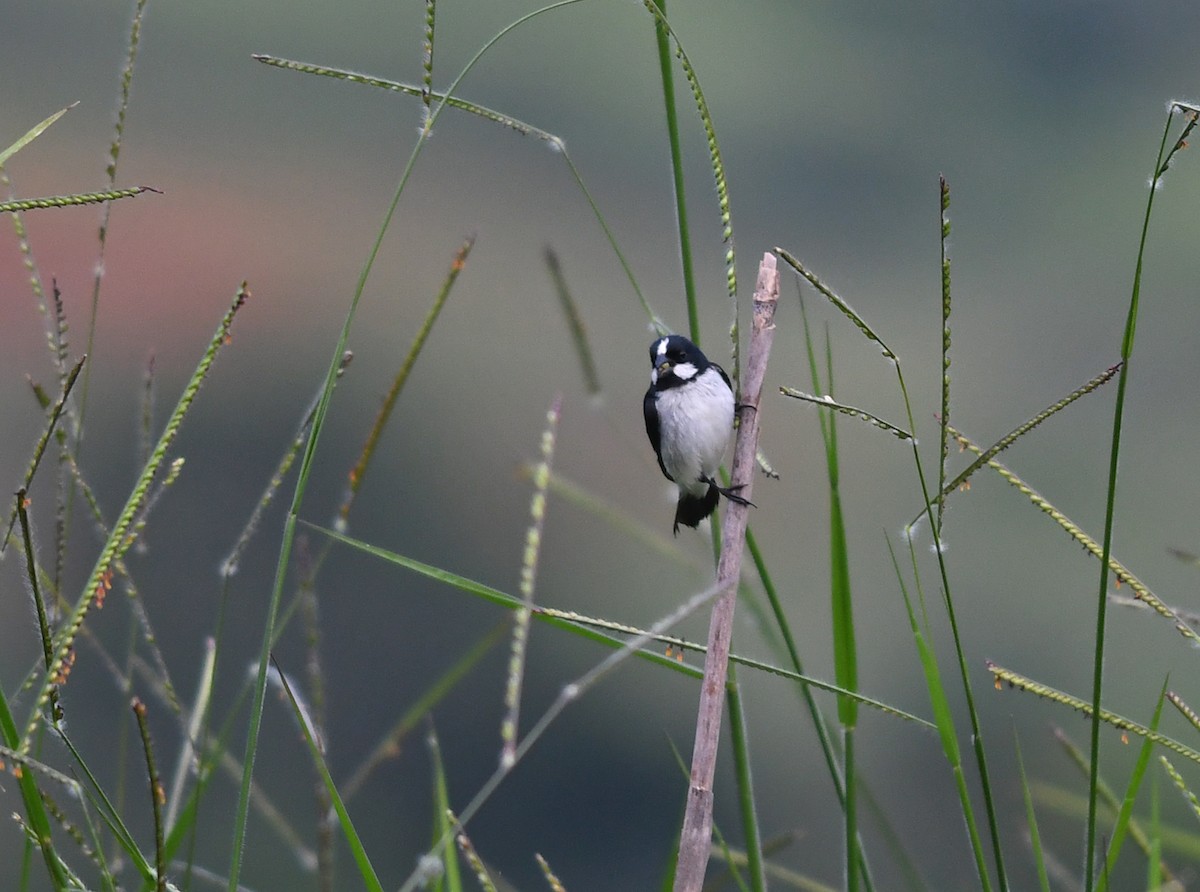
[655,369,735,497]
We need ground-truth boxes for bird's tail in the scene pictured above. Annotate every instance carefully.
[674,483,720,535]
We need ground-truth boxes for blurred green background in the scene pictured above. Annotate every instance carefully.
[4,1,1200,888]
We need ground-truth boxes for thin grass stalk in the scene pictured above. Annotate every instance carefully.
[296,538,334,892]
[502,395,561,768]
[725,668,765,892]
[16,491,56,681]
[420,0,435,133]
[1085,102,1198,892]
[936,176,951,531]
[674,254,777,892]
[131,698,166,891]
[1,356,85,554]
[637,0,738,382]
[650,0,700,343]
[164,638,215,835]
[77,0,150,452]
[230,11,587,886]
[544,248,601,396]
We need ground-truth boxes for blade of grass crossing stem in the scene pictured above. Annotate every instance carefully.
[271,656,384,892]
[726,666,765,892]
[20,286,248,753]
[1013,731,1052,892]
[888,535,992,891]
[650,0,699,344]
[1087,102,1199,892]
[428,724,463,892]
[1099,680,1169,890]
[230,16,587,885]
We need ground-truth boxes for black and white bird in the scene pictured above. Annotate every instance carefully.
[643,334,751,534]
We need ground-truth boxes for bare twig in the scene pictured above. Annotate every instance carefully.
[674,252,779,891]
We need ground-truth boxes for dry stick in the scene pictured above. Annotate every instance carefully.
[674,252,779,891]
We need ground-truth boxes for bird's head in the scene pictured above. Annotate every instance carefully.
[649,334,709,387]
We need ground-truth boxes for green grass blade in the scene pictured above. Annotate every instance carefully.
[726,669,765,892]
[1013,731,1052,892]
[888,536,991,891]
[1098,681,1170,890]
[1086,101,1198,891]
[427,723,463,892]
[0,103,78,167]
[270,657,384,892]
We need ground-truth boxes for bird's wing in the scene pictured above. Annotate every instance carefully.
[643,387,673,481]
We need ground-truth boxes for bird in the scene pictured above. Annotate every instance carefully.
[643,334,751,534]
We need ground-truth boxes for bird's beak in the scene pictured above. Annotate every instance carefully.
[656,360,672,375]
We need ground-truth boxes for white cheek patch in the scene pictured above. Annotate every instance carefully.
[650,368,658,385]
[672,362,698,381]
